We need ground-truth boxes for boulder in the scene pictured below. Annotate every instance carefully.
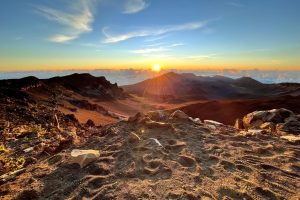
[136,115,151,124]
[264,108,294,123]
[144,120,172,129]
[242,111,268,129]
[128,112,145,123]
[69,149,100,168]
[276,120,300,135]
[146,110,167,121]
[260,122,275,132]
[234,118,244,129]
[169,110,189,120]
[284,116,298,123]
[242,108,295,130]
[189,117,202,124]
[277,108,294,119]
[85,119,95,127]
[253,111,269,119]
[263,111,282,124]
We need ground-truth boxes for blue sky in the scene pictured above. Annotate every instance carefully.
[0,0,300,71]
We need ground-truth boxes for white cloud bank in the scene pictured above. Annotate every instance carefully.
[102,20,208,43]
[1,70,300,85]
[36,0,96,43]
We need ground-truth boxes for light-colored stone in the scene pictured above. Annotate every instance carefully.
[234,118,244,129]
[69,149,100,168]
[280,135,300,143]
[144,120,172,129]
[0,168,26,183]
[204,120,223,126]
[169,110,189,120]
[24,147,34,153]
[189,117,202,124]
[260,122,275,132]
[149,138,163,147]
[240,129,265,136]
[243,111,267,129]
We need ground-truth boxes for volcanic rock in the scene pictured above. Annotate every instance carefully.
[276,120,300,135]
[69,149,100,168]
[169,110,189,120]
[146,110,167,121]
[128,132,141,144]
[204,120,224,126]
[128,112,145,123]
[260,122,276,132]
[234,118,244,129]
[85,119,95,127]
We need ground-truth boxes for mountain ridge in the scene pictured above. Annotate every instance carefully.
[123,72,300,101]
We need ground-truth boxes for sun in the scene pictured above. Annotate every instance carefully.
[151,64,161,72]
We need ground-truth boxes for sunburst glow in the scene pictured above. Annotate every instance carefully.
[152,64,161,72]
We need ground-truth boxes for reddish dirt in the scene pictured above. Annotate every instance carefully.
[177,95,300,125]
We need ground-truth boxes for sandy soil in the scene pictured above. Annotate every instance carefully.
[59,106,118,126]
[59,93,205,126]
[2,119,299,199]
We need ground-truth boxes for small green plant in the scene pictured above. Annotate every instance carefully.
[0,156,25,174]
[31,124,47,137]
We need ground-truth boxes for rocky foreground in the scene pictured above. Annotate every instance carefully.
[1,109,299,199]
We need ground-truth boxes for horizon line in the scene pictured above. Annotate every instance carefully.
[1,68,300,73]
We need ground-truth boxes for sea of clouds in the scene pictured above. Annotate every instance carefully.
[0,69,299,85]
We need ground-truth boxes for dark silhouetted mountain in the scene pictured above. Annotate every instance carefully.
[46,73,125,99]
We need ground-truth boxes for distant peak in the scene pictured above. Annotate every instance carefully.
[66,73,94,78]
[235,76,262,84]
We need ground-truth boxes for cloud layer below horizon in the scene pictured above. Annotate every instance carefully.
[1,69,299,85]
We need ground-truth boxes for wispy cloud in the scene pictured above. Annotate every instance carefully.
[168,43,185,47]
[130,43,184,55]
[123,0,149,14]
[185,54,217,61]
[130,47,168,54]
[49,35,78,43]
[35,0,96,43]
[145,35,169,42]
[103,20,209,43]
